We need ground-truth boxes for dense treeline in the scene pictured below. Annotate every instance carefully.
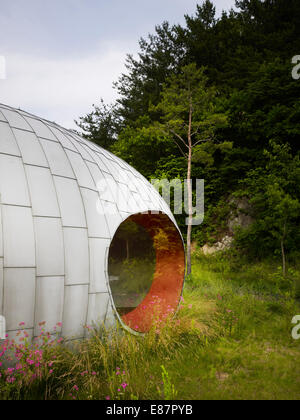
[77,0,300,264]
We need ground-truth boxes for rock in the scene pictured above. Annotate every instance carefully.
[202,244,219,255]
[228,197,253,234]
[201,197,253,256]
[201,235,233,255]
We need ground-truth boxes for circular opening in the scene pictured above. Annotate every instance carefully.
[108,213,185,333]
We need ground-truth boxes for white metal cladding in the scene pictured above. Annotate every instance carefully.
[0,103,178,340]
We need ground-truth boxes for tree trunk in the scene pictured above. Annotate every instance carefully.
[281,221,287,277]
[186,148,193,276]
[186,102,193,276]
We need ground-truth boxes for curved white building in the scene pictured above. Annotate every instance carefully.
[0,103,185,341]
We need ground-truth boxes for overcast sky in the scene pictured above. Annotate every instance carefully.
[0,0,236,129]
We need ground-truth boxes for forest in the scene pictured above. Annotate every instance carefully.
[77,0,300,268]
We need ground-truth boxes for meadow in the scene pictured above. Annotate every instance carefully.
[1,251,300,400]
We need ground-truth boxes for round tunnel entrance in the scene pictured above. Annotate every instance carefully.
[108,213,185,333]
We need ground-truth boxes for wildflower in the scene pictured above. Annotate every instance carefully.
[105,396,110,400]
[91,371,97,376]
[73,385,79,391]
[121,382,128,389]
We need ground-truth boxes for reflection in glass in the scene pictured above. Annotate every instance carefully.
[108,220,156,316]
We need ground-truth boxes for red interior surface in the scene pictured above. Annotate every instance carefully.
[119,213,185,333]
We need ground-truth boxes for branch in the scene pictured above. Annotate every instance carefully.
[169,129,189,148]
[192,136,214,147]
[191,126,200,137]
[172,138,189,158]
[159,126,188,157]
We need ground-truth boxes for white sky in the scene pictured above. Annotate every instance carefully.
[0,0,236,129]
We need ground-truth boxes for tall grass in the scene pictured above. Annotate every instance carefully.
[0,302,215,400]
[1,252,300,400]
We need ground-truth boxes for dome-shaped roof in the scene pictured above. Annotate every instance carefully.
[0,103,185,341]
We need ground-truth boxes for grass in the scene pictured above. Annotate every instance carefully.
[1,251,300,400]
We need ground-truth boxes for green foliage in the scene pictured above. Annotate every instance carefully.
[1,256,300,400]
[193,198,232,246]
[75,99,120,150]
[235,142,300,261]
[227,59,300,153]
[160,365,177,400]
[111,121,174,178]
[78,0,300,257]
[150,63,228,157]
